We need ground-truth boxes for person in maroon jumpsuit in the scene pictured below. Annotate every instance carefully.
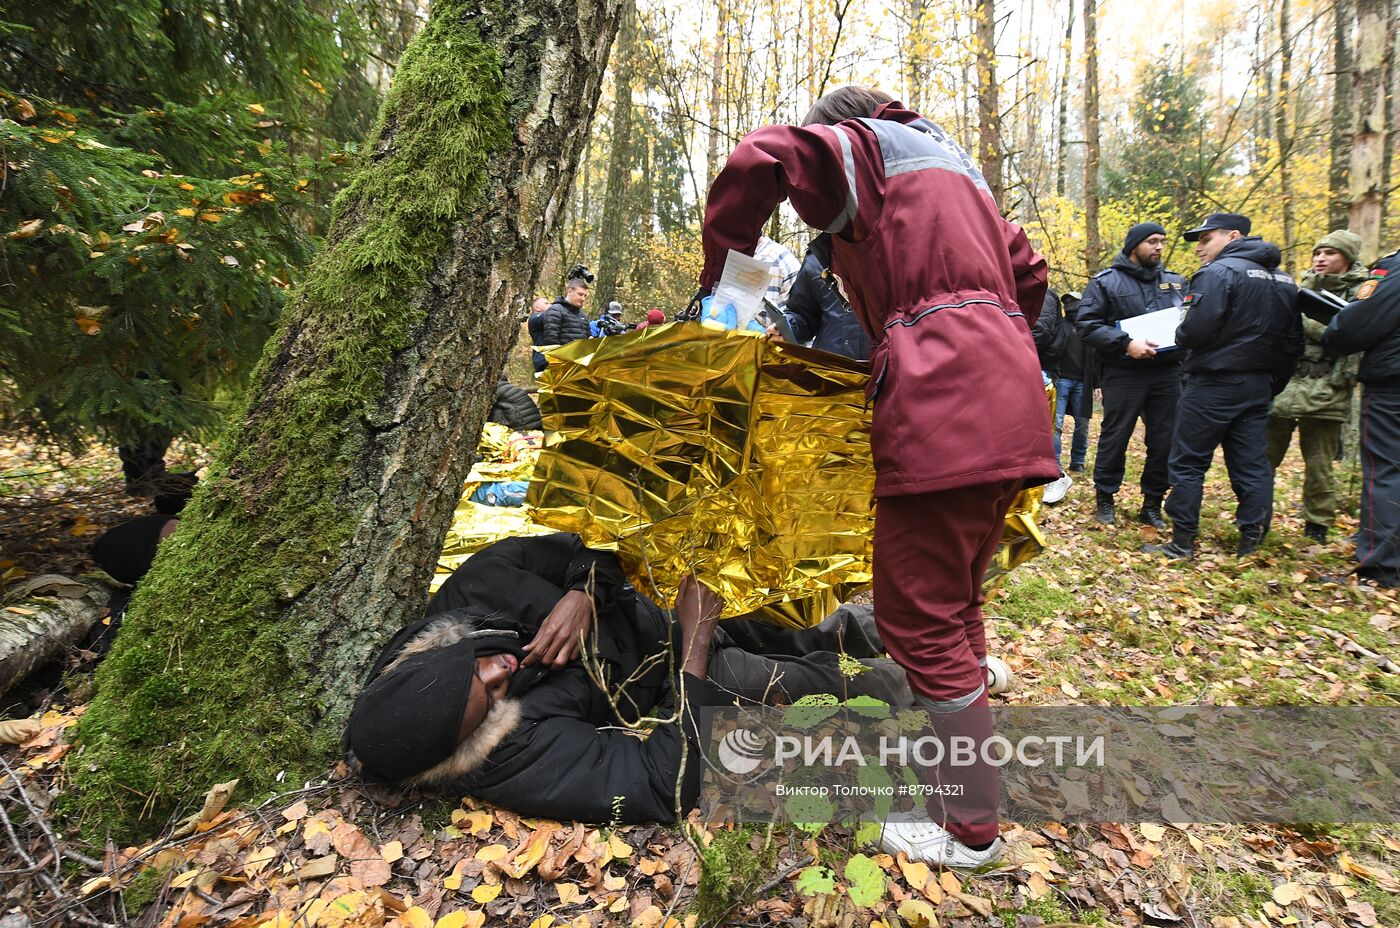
[698,86,1057,867]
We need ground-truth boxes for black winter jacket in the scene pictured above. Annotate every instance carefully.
[1324,250,1400,388]
[783,234,870,360]
[426,534,716,825]
[1176,236,1303,386]
[1075,254,1187,369]
[539,297,593,346]
[1059,297,1087,381]
[488,380,543,432]
[1032,290,1065,374]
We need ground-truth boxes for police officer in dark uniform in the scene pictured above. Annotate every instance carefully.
[1322,248,1400,587]
[1145,213,1304,559]
[1075,222,1186,529]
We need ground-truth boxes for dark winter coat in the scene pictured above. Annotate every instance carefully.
[426,534,716,825]
[783,234,870,360]
[1075,254,1187,369]
[539,297,593,347]
[700,102,1056,497]
[1176,236,1304,389]
[1031,289,1066,375]
[488,380,543,432]
[1058,297,1087,381]
[1324,250,1400,387]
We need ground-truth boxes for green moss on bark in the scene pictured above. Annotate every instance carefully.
[62,1,515,844]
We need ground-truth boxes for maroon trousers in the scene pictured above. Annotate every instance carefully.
[873,480,1022,846]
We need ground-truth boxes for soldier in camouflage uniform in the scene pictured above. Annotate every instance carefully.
[1267,231,1370,544]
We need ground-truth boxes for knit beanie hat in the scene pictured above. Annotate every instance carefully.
[1313,230,1362,268]
[346,612,541,785]
[1122,222,1167,256]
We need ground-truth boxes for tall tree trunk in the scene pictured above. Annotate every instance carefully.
[67,0,624,842]
[595,0,636,308]
[1330,0,1355,228]
[1256,15,1274,161]
[705,2,728,189]
[1277,0,1295,272]
[1055,0,1075,198]
[1349,0,1391,262]
[974,0,1004,208]
[1082,0,1101,276]
[904,0,927,114]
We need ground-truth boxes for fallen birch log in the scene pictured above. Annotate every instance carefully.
[0,575,111,696]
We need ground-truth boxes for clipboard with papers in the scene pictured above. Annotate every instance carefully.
[1118,306,1183,350]
[1297,287,1349,324]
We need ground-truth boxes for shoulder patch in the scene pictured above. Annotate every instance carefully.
[1183,293,1198,305]
[1370,267,1389,279]
[1356,279,1379,300]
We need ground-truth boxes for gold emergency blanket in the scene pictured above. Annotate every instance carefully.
[522,323,1047,628]
[433,423,552,591]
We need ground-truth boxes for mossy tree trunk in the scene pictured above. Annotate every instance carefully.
[67,0,623,842]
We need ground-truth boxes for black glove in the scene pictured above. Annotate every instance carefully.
[680,287,712,321]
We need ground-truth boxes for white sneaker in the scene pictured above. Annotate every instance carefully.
[878,816,1004,869]
[1042,473,1072,505]
[984,655,1013,695]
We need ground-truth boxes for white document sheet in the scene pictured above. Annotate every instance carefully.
[1119,306,1183,350]
[708,249,771,330]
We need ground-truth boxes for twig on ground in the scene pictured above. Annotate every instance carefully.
[1312,625,1399,673]
[0,754,63,879]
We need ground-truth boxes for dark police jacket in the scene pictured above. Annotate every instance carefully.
[1324,250,1400,388]
[783,234,870,360]
[426,534,716,824]
[1176,237,1303,386]
[539,297,593,346]
[1075,254,1186,369]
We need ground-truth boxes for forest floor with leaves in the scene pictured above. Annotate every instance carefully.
[1,423,1398,928]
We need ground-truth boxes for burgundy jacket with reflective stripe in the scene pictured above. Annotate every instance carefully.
[700,103,1057,496]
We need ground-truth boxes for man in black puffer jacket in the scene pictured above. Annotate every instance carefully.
[782,233,870,360]
[1323,248,1400,587]
[488,377,543,432]
[1075,222,1187,528]
[1145,214,1303,560]
[539,268,594,349]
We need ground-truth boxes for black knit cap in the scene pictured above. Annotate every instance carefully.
[346,613,528,783]
[90,514,177,584]
[1122,222,1167,256]
[347,639,478,783]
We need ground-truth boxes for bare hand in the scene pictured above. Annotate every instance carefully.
[1126,338,1158,359]
[675,575,721,679]
[523,590,594,668]
[765,323,785,341]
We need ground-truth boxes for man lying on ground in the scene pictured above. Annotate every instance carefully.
[345,533,907,824]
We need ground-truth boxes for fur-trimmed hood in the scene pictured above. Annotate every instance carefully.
[346,613,529,787]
